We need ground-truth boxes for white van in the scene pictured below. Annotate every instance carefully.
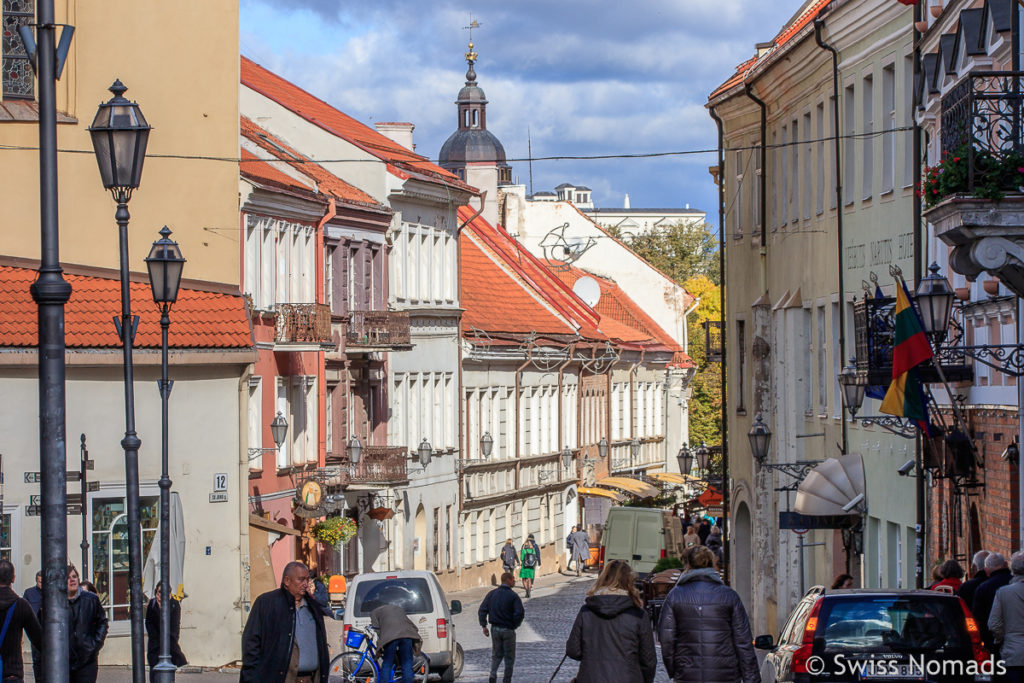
[599,507,682,576]
[341,570,464,681]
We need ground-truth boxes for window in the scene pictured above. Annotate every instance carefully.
[736,320,746,412]
[0,510,11,561]
[844,84,855,205]
[734,150,744,237]
[832,302,842,418]
[248,377,262,470]
[817,305,827,414]
[903,55,914,188]
[91,493,159,621]
[882,64,895,194]
[802,112,812,220]
[754,142,762,232]
[2,0,34,99]
[802,308,813,414]
[780,125,789,226]
[770,131,778,230]
[829,97,838,209]
[862,74,874,200]
[790,118,799,224]
[816,103,826,215]
[243,215,315,309]
[276,379,289,469]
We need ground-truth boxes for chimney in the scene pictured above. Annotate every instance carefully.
[374,122,415,151]
[624,193,630,209]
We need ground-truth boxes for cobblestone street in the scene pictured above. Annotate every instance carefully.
[451,572,672,683]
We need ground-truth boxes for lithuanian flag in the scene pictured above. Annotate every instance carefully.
[879,279,933,422]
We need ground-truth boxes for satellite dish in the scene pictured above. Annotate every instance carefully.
[793,453,866,516]
[573,276,601,307]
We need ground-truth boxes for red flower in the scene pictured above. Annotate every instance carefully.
[953,157,961,162]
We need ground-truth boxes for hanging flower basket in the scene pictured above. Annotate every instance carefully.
[311,515,358,547]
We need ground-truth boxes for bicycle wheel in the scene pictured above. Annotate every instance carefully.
[328,651,379,683]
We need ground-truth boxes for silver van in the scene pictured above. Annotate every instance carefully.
[341,570,464,681]
[599,507,681,576]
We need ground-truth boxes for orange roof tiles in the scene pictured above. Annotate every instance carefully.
[241,117,385,209]
[0,265,253,350]
[241,57,477,194]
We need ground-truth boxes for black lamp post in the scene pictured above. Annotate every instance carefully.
[676,443,693,476]
[914,262,955,343]
[417,438,433,468]
[838,359,866,419]
[145,227,185,683]
[748,415,772,465]
[89,80,151,683]
[694,442,711,478]
[481,432,494,458]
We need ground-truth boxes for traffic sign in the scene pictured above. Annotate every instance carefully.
[25,504,81,516]
[30,494,82,506]
[24,471,86,483]
[88,481,100,492]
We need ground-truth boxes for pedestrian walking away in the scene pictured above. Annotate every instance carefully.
[565,559,656,683]
[973,552,1013,655]
[500,538,519,575]
[705,525,724,566]
[831,573,854,589]
[658,545,759,683]
[0,560,41,682]
[241,561,329,683]
[958,549,991,609]
[520,534,541,598]
[23,570,42,682]
[479,572,525,683]
[989,550,1024,683]
[63,564,108,683]
[567,526,590,577]
[929,558,964,593]
[145,580,188,682]
[370,602,421,683]
[696,519,711,546]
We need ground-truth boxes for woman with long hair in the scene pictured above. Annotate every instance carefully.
[658,546,759,683]
[565,559,656,683]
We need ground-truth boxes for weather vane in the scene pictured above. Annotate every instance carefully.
[463,15,480,64]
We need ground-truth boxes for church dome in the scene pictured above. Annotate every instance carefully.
[439,128,507,165]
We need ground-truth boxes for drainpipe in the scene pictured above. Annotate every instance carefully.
[743,84,769,296]
[912,0,926,590]
[316,198,336,465]
[708,105,730,585]
[813,18,849,456]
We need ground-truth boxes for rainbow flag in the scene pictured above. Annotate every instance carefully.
[880,278,933,422]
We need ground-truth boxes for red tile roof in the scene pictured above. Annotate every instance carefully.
[241,116,385,209]
[241,57,478,194]
[0,265,253,350]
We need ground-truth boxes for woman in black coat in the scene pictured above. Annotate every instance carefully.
[566,559,657,683]
[657,546,759,683]
[145,582,187,682]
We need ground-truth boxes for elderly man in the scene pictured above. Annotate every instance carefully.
[959,549,991,609]
[990,550,1024,683]
[567,526,590,577]
[973,552,1013,655]
[241,561,329,683]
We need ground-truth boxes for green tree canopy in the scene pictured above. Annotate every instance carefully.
[607,221,720,285]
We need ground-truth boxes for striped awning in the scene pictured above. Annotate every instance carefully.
[577,486,625,502]
[596,476,660,499]
[648,472,698,486]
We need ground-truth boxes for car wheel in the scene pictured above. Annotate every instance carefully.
[453,642,464,678]
[440,665,455,682]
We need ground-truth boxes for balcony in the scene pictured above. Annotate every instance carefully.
[326,446,408,485]
[928,71,1024,297]
[275,303,332,344]
[345,310,413,351]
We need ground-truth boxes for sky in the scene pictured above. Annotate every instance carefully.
[239,0,809,230]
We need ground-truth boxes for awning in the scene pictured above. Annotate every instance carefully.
[577,486,625,503]
[649,472,694,486]
[596,477,660,499]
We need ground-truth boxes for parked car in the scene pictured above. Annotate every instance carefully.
[754,586,995,682]
[599,507,683,577]
[342,570,464,682]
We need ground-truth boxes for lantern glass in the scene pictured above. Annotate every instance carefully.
[630,438,640,458]
[481,431,494,458]
[694,442,710,474]
[597,437,609,459]
[418,438,432,467]
[88,80,151,192]
[145,226,186,304]
[270,411,288,449]
[748,414,772,464]
[561,447,573,469]
[676,444,693,476]
[347,435,363,465]
[838,359,865,418]
[914,262,954,340]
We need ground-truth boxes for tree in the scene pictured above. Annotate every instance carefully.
[684,274,722,448]
[608,221,720,285]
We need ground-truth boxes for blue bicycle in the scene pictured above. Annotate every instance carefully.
[328,625,430,683]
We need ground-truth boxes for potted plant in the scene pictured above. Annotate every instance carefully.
[311,515,358,547]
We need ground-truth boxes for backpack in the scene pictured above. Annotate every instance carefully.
[523,549,538,568]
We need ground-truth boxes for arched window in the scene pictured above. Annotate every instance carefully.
[463,109,469,127]
[472,109,478,127]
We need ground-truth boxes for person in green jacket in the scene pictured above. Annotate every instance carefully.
[519,535,541,598]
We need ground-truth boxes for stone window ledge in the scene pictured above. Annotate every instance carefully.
[0,99,77,123]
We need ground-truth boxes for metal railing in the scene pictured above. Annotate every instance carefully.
[345,310,412,348]
[326,446,408,484]
[275,303,332,343]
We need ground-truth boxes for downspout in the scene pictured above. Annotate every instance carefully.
[316,198,337,465]
[708,105,730,585]
[743,84,769,296]
[912,0,926,590]
[814,18,849,456]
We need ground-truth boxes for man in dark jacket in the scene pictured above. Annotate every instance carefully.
[145,581,187,682]
[959,550,991,613]
[500,539,519,574]
[66,564,108,683]
[241,561,329,683]
[567,527,590,577]
[697,519,711,546]
[658,546,759,683]
[479,572,524,683]
[973,552,1013,654]
[23,569,42,681]
[0,560,41,681]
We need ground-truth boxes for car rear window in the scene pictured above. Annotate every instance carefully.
[352,578,435,617]
[817,595,969,652]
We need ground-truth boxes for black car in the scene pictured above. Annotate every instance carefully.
[754,586,996,682]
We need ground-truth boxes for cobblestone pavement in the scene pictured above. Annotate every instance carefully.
[451,572,672,683]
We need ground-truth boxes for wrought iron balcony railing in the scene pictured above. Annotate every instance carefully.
[275,303,332,344]
[940,71,1024,194]
[345,310,412,350]
[325,446,409,484]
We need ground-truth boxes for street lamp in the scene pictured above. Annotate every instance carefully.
[838,358,866,419]
[481,432,494,458]
[914,262,955,342]
[695,442,711,477]
[561,446,574,470]
[417,438,433,468]
[598,437,609,460]
[89,80,151,682]
[630,438,640,460]
[748,414,772,465]
[676,443,693,476]
[270,411,288,449]
[346,436,363,466]
[145,227,185,683]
